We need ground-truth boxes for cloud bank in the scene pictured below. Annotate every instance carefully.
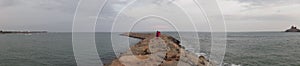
[0,0,299,32]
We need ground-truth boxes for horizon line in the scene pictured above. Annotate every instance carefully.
[48,31,285,33]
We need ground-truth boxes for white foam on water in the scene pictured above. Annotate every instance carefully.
[223,63,241,66]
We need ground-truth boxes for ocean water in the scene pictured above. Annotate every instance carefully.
[0,32,300,66]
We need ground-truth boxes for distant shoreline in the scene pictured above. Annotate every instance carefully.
[5,31,297,33]
[0,31,47,34]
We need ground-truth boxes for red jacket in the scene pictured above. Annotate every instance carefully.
[156,31,161,37]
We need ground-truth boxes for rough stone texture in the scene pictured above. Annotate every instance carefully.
[108,32,215,66]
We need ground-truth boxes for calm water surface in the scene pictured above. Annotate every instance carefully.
[0,32,300,66]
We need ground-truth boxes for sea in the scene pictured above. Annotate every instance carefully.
[0,32,300,66]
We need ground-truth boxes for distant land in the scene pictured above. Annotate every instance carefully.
[285,26,300,32]
[0,30,47,34]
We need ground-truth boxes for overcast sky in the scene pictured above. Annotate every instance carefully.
[0,0,299,32]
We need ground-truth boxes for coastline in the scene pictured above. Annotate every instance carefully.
[0,31,47,34]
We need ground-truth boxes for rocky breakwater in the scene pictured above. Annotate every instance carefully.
[107,32,215,66]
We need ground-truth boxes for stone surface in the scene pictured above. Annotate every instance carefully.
[108,32,215,66]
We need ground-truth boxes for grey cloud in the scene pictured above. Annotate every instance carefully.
[231,0,300,9]
[0,0,124,32]
[0,0,19,7]
[225,14,299,22]
[0,0,80,32]
[236,0,283,6]
[224,14,300,31]
[0,0,79,13]
[31,0,79,13]
[96,0,132,32]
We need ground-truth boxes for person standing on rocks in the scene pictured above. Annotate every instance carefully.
[156,31,161,37]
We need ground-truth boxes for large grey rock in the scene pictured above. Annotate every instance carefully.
[107,32,215,66]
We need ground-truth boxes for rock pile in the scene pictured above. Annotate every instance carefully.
[107,32,215,66]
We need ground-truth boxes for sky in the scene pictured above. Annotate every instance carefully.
[0,0,300,32]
